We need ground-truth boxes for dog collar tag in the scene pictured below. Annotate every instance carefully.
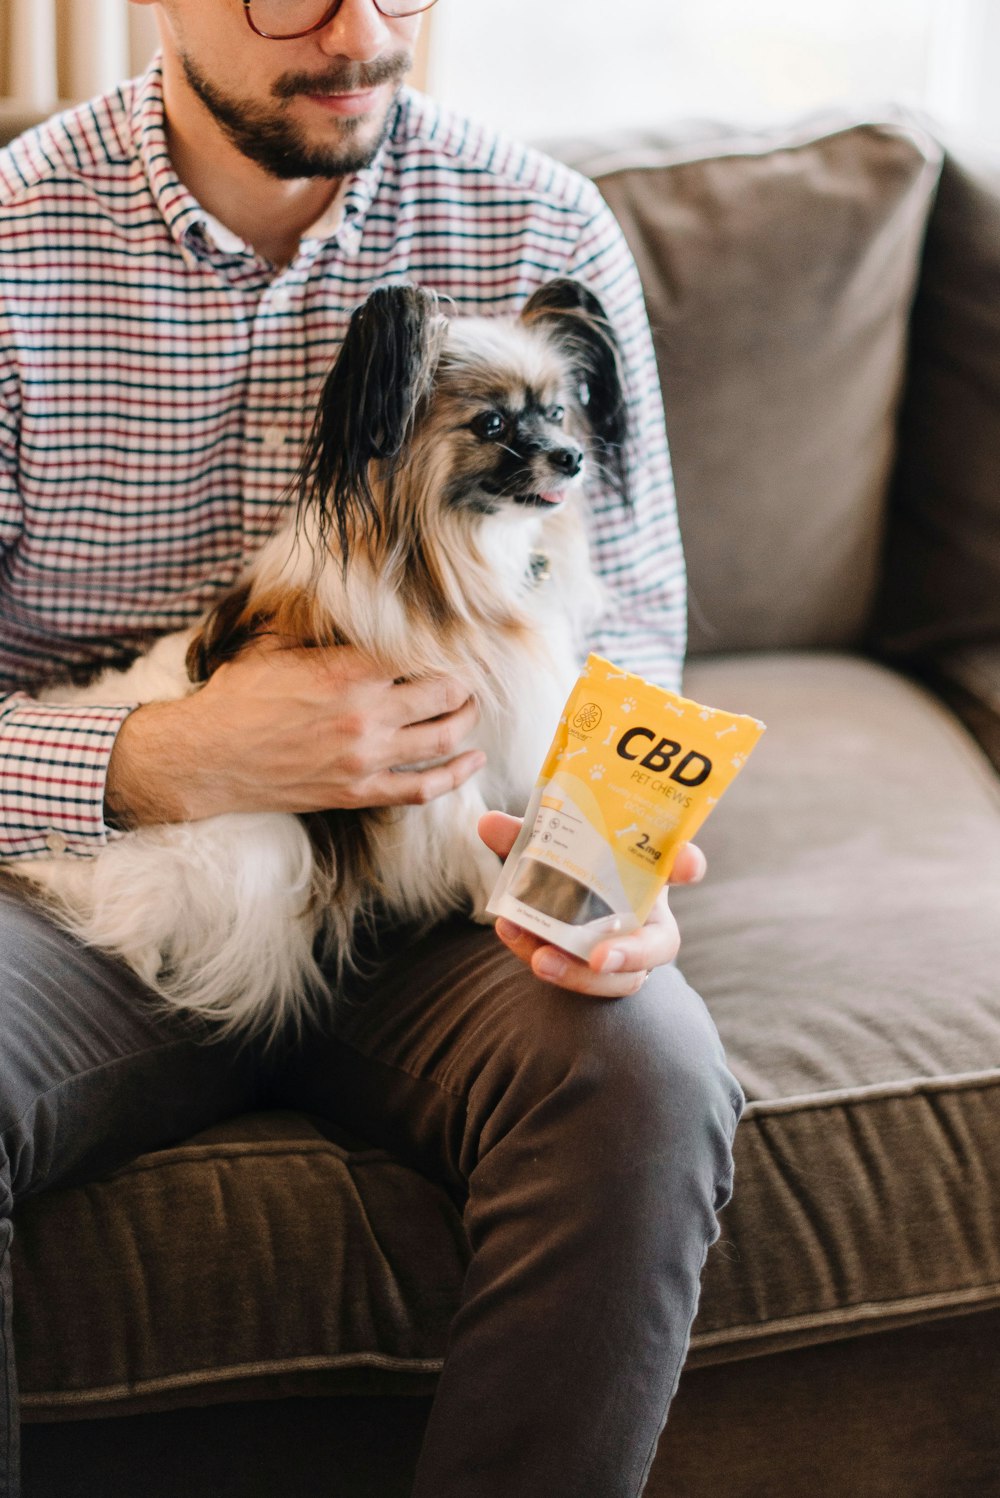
[528,551,552,586]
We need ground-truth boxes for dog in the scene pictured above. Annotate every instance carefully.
[7,278,630,1037]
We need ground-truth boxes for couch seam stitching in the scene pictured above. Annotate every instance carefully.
[690,1280,1000,1347]
[739,1070,1000,1118]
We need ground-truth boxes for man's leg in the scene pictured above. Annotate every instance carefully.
[0,887,271,1498]
[273,917,745,1498]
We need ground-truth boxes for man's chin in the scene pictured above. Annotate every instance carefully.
[179,48,402,182]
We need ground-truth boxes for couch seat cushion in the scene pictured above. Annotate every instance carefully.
[13,1111,469,1420]
[676,652,1000,1363]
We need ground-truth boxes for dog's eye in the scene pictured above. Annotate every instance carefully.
[545,405,565,424]
[471,411,506,440]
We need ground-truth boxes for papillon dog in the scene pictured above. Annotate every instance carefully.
[6,278,630,1036]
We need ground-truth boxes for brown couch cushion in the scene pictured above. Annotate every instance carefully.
[554,115,942,655]
[13,1112,468,1420]
[676,652,1000,1364]
[872,149,1000,657]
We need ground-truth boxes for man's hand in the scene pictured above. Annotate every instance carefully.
[478,810,706,998]
[105,638,483,828]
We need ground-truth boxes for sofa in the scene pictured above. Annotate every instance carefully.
[4,106,1000,1497]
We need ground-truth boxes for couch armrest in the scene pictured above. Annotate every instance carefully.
[918,645,1000,774]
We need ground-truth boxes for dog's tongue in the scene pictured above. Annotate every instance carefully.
[538,491,563,505]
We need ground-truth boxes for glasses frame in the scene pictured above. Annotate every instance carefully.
[242,0,437,41]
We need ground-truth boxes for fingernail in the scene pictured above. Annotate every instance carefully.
[600,949,626,974]
[495,918,518,941]
[471,751,487,771]
[535,953,566,980]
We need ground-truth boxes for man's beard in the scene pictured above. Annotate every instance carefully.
[179,52,411,179]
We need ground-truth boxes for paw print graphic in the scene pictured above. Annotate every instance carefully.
[589,764,606,781]
[620,695,637,714]
[731,753,747,769]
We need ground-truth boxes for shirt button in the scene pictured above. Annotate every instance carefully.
[262,424,287,451]
[271,289,291,313]
[45,830,68,854]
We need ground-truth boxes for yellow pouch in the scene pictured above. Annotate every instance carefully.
[487,654,766,960]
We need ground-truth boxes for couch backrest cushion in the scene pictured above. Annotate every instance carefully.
[553,115,942,656]
[872,149,1000,657]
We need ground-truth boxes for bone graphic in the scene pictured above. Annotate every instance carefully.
[715,724,738,739]
[562,747,588,762]
[614,823,639,838]
[602,725,618,745]
[664,700,685,717]
[604,670,628,681]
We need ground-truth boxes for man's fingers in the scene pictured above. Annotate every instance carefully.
[368,748,487,806]
[586,913,680,979]
[395,694,480,764]
[478,810,522,859]
[669,842,707,885]
[392,673,472,726]
[494,919,650,997]
[484,818,692,991]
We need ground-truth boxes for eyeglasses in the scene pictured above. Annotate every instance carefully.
[243,0,437,41]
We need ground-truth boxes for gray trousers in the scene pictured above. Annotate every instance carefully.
[0,886,744,1498]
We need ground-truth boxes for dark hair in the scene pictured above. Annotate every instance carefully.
[519,277,631,507]
[294,283,443,563]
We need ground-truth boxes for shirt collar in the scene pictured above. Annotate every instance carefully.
[200,178,350,257]
[132,55,401,268]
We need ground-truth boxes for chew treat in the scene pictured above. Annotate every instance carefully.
[487,654,766,961]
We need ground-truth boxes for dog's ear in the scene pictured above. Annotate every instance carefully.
[520,278,630,506]
[295,283,445,558]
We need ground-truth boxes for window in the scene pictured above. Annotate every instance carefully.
[428,0,998,149]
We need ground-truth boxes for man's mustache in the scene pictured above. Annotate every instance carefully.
[273,54,410,100]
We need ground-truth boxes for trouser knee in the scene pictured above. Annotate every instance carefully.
[477,960,744,1230]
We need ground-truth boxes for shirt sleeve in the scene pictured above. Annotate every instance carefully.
[563,182,687,693]
[0,339,132,860]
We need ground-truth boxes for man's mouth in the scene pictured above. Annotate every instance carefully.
[306,88,382,117]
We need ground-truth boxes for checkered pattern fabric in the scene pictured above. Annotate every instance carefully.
[0,61,684,858]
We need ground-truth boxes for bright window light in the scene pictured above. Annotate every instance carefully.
[428,0,998,148]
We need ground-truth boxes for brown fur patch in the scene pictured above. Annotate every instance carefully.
[186,581,259,682]
[186,582,354,685]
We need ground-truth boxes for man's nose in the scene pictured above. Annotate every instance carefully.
[315,0,395,59]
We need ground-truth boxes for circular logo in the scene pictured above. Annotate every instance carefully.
[573,703,603,733]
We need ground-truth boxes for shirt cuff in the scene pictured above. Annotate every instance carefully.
[0,693,136,858]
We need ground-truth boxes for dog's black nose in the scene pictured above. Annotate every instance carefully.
[548,445,583,477]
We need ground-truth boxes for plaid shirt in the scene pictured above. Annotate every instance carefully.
[0,61,685,860]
